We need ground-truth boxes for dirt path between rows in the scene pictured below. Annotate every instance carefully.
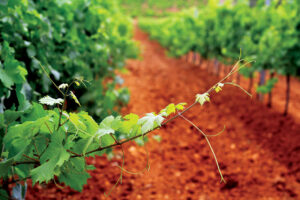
[27,26,300,200]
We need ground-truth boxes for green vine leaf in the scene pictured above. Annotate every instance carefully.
[116,114,141,137]
[31,131,70,184]
[69,113,87,134]
[4,115,50,160]
[21,103,47,122]
[256,78,278,94]
[30,160,57,184]
[137,113,165,134]
[39,96,64,106]
[58,159,90,192]
[123,113,139,122]
[175,102,187,111]
[159,103,176,116]
[195,93,210,106]
[0,158,14,178]
[2,110,24,124]
[96,116,115,138]
[78,112,99,135]
[0,68,14,89]
[159,102,187,117]
[100,134,115,147]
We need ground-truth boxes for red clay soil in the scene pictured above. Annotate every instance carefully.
[26,27,300,200]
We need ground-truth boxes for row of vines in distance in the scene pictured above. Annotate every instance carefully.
[139,0,300,115]
[120,0,203,17]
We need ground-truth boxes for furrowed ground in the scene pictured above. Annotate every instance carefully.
[27,25,300,200]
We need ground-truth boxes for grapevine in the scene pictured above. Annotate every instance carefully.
[0,57,251,199]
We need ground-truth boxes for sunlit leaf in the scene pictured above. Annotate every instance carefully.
[58,83,68,89]
[175,102,187,111]
[96,116,115,138]
[195,93,210,106]
[137,113,164,134]
[39,96,64,106]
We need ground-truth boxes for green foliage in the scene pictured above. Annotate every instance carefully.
[58,158,91,191]
[96,116,117,138]
[139,10,197,57]
[120,0,203,17]
[0,0,267,196]
[256,78,278,94]
[0,158,14,178]
[139,1,300,80]
[0,0,141,195]
[0,0,139,120]
[0,77,188,191]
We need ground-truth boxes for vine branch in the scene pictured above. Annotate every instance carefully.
[12,59,251,185]
[22,154,40,163]
[179,114,226,183]
[13,161,38,166]
[71,59,250,158]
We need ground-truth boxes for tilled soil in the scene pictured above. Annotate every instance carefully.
[27,27,300,200]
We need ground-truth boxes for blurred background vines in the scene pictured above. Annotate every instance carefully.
[139,0,300,115]
[120,0,204,17]
[0,0,139,118]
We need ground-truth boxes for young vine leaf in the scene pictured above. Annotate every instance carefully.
[175,102,187,111]
[39,96,64,106]
[137,113,165,134]
[96,116,116,138]
[58,83,69,89]
[195,93,210,106]
[119,114,141,137]
[159,103,176,116]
